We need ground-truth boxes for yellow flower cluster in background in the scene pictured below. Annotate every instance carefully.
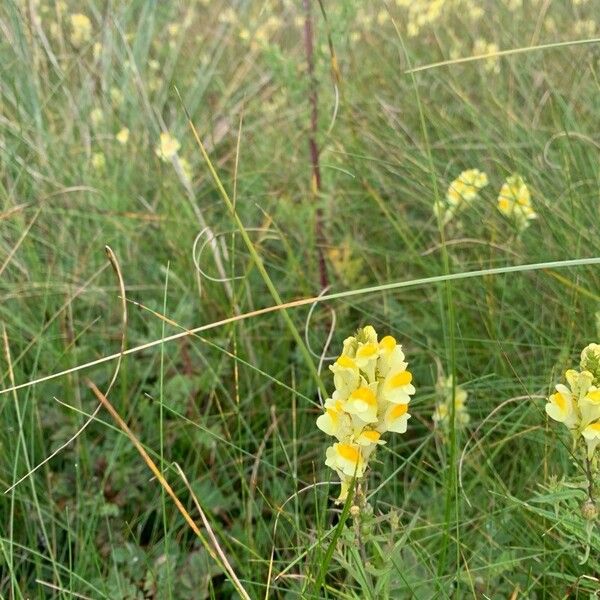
[433,169,538,234]
[316,326,415,502]
[155,132,181,162]
[546,343,600,459]
[434,168,488,225]
[432,375,470,431]
[497,175,537,232]
[70,13,92,48]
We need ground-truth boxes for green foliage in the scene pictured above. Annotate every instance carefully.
[0,0,599,598]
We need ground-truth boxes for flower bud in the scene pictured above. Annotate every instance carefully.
[580,343,600,385]
[581,499,598,521]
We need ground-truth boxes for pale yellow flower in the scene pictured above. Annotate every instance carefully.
[581,422,600,459]
[91,152,105,171]
[546,383,578,429]
[218,8,237,24]
[110,87,124,107]
[90,108,104,128]
[381,369,415,405]
[497,175,537,231]
[70,13,92,47]
[317,399,353,441]
[155,132,181,161]
[325,443,365,478]
[473,39,501,73]
[346,384,379,424]
[116,128,130,145]
[330,355,360,401]
[179,157,193,182]
[383,403,411,434]
[545,369,600,430]
[433,375,470,429]
[435,168,488,225]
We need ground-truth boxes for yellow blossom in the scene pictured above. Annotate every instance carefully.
[110,87,124,107]
[434,168,488,225]
[90,108,104,128]
[91,152,105,171]
[473,39,501,73]
[70,13,92,47]
[497,175,537,231]
[155,132,181,161]
[546,369,600,430]
[433,375,470,430]
[581,422,600,459]
[116,128,130,145]
[325,443,365,478]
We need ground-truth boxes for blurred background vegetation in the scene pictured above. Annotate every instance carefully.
[1,0,600,597]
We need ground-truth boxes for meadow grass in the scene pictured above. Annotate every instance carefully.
[1,0,600,597]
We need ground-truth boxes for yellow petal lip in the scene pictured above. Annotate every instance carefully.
[356,342,378,360]
[349,386,377,406]
[361,430,381,442]
[553,391,567,411]
[336,355,356,369]
[337,443,360,462]
[379,335,396,352]
[390,403,408,419]
[587,390,600,402]
[389,371,412,388]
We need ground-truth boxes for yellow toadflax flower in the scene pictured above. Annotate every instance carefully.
[545,364,600,460]
[116,128,130,145]
[432,375,470,431]
[497,175,537,232]
[434,168,488,225]
[91,152,106,171]
[70,13,92,48]
[581,422,600,459]
[155,132,181,162]
[316,326,415,502]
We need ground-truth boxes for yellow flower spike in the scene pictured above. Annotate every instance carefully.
[581,422,600,459]
[318,325,415,499]
[384,403,411,434]
[432,375,470,430]
[497,175,537,232]
[435,168,488,225]
[346,385,379,423]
